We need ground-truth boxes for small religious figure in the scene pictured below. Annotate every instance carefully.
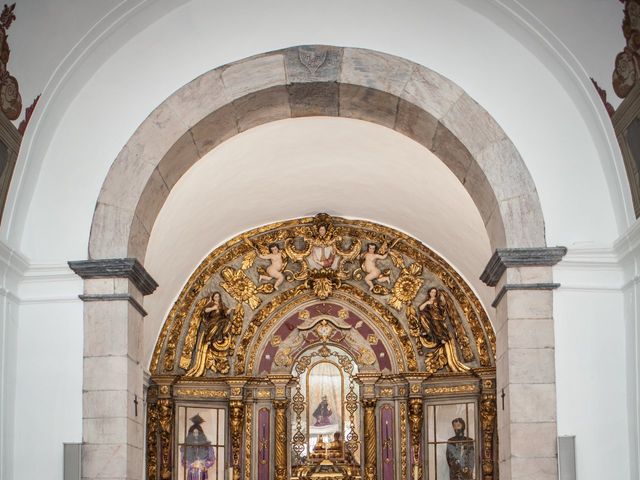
[186,292,233,376]
[417,287,470,372]
[309,224,338,269]
[257,243,286,290]
[418,287,450,345]
[326,431,344,459]
[361,243,390,290]
[446,417,474,480]
[181,414,216,480]
[313,395,334,426]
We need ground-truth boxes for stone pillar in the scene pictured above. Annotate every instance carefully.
[69,258,158,480]
[273,400,289,480]
[481,247,566,480]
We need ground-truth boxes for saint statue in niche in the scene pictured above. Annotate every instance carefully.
[446,417,474,480]
[186,291,233,376]
[417,287,470,373]
[181,414,216,480]
[313,395,334,426]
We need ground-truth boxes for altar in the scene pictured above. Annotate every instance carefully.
[145,215,497,480]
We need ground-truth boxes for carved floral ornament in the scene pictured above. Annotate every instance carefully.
[151,214,495,378]
[613,1,640,98]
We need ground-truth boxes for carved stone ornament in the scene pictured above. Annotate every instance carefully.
[151,214,495,378]
[0,4,21,121]
[614,1,640,98]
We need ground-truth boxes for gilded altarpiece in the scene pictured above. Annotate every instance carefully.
[147,215,497,480]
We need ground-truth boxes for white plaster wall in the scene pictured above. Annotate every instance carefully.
[9,0,120,114]
[517,0,625,106]
[554,257,629,479]
[0,296,18,480]
[13,294,83,480]
[0,1,634,480]
[7,0,627,259]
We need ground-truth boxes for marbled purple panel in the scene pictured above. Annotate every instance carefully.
[380,405,395,480]
[258,408,270,480]
[260,302,393,372]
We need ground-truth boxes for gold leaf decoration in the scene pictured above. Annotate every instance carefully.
[220,266,262,310]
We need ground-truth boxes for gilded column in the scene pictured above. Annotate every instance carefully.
[408,398,423,480]
[157,388,174,480]
[146,386,159,480]
[273,400,289,480]
[480,383,497,480]
[362,398,377,480]
[229,400,244,480]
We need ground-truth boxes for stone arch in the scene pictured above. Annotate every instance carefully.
[88,45,545,261]
[77,46,561,480]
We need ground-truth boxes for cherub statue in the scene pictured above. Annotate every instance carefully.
[257,243,286,290]
[361,242,390,291]
[242,238,288,290]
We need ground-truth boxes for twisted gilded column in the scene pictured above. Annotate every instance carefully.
[229,400,244,480]
[480,391,497,480]
[408,398,423,480]
[157,393,174,479]
[145,388,159,480]
[273,400,289,480]
[362,398,377,480]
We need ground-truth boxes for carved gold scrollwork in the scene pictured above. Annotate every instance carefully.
[146,397,159,480]
[480,394,497,480]
[389,263,424,310]
[400,402,408,480]
[157,398,173,479]
[408,398,423,480]
[229,400,244,480]
[245,405,253,480]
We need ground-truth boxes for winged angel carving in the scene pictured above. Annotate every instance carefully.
[414,287,471,373]
[243,239,288,290]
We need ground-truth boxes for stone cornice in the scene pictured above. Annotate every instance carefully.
[491,282,561,308]
[480,247,567,287]
[68,258,158,295]
[79,293,147,316]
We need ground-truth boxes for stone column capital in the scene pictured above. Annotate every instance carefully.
[69,257,158,295]
[480,247,567,287]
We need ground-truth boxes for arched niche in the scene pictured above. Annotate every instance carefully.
[145,214,497,480]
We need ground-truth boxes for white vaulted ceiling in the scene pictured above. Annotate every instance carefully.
[142,117,493,365]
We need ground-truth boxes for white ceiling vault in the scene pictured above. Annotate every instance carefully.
[143,117,493,365]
